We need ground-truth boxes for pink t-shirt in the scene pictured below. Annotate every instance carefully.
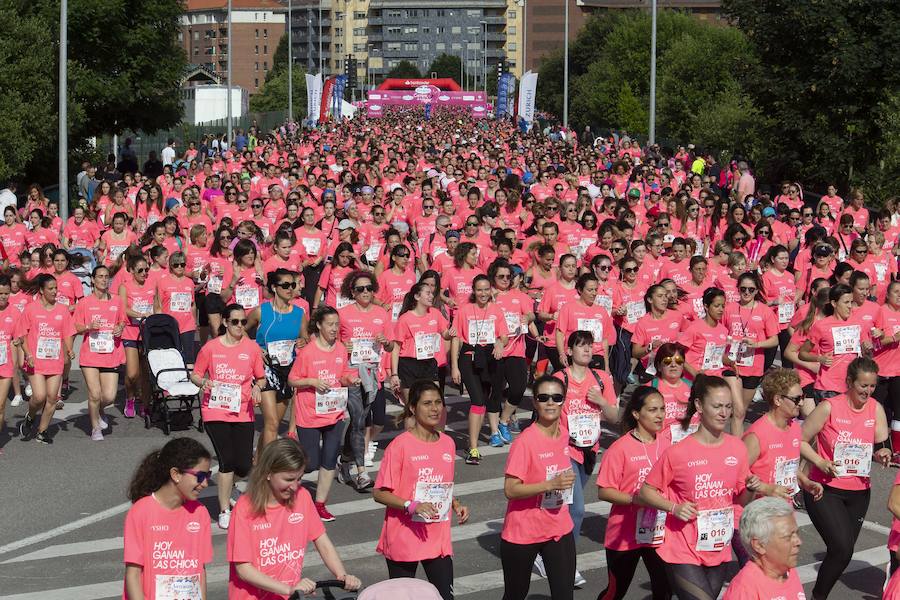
[16,301,75,375]
[681,318,730,378]
[156,274,196,333]
[317,264,354,309]
[493,289,532,359]
[500,423,574,545]
[376,268,417,320]
[537,282,579,349]
[555,368,616,457]
[632,310,684,366]
[120,279,157,342]
[193,336,265,423]
[721,561,804,600]
[654,378,692,432]
[875,304,900,377]
[338,303,391,380]
[289,339,356,428]
[394,308,448,360]
[808,315,871,392]
[122,495,213,600]
[762,269,797,329]
[73,295,127,368]
[556,299,616,356]
[455,302,510,348]
[743,415,802,493]
[809,395,878,491]
[723,301,779,377]
[54,271,84,310]
[888,470,900,552]
[0,304,18,378]
[644,434,749,566]
[886,567,900,600]
[596,431,672,551]
[375,431,457,562]
[612,281,649,333]
[226,488,326,600]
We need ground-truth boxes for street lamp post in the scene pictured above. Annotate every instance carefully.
[480,20,487,96]
[59,0,68,221]
[318,3,323,74]
[227,0,233,149]
[649,0,657,144]
[287,0,293,122]
[562,0,568,128]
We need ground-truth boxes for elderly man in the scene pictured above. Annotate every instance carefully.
[722,497,804,599]
[735,160,756,202]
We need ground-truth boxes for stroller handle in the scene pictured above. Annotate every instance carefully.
[287,580,351,599]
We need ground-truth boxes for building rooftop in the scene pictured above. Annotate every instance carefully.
[185,0,284,12]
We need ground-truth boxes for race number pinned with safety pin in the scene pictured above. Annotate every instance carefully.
[832,325,861,355]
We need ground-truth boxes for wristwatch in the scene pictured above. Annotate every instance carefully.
[403,500,412,511]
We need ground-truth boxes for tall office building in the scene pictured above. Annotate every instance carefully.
[179,0,288,94]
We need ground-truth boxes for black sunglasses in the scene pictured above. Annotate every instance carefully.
[354,284,375,293]
[229,318,248,326]
[274,281,297,290]
[535,393,565,404]
[739,286,757,293]
[182,469,213,484]
[171,262,186,268]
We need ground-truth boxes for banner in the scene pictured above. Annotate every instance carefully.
[496,73,510,119]
[517,70,538,130]
[306,73,322,125]
[506,77,517,119]
[319,76,335,124]
[332,75,347,119]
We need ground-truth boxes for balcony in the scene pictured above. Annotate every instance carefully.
[483,15,505,25]
[368,17,383,26]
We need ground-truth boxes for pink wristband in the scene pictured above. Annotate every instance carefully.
[406,501,419,515]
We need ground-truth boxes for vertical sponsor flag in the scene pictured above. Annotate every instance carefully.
[306,73,323,125]
[319,76,335,123]
[332,75,348,119]
[506,76,517,119]
[496,72,510,119]
[516,70,538,131]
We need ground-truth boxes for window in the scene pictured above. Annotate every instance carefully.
[435,27,445,34]
[403,42,416,51]
[508,26,516,34]
[255,78,259,87]
[255,28,259,38]
[177,31,183,42]
[508,10,516,18]
[334,11,344,20]
[353,43,366,52]
[467,26,480,34]
[353,27,365,36]
[387,10,402,18]
[406,9,418,17]
[435,42,446,50]
[451,26,461,34]
[193,31,200,41]
[435,9,444,17]
[353,11,366,19]
[264,28,268,38]
[386,42,401,51]
[422,26,430,34]
[467,42,479,50]
[451,42,461,50]
[508,42,517,51]
[193,47,199,55]
[422,43,430,51]
[263,45,268,54]
[467,9,481,17]
[255,61,259,71]
[335,28,344,36]
[335,43,344,52]
[403,26,417,34]
[263,61,268,69]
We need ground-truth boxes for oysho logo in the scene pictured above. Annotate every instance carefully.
[288,512,304,525]
[724,456,738,467]
[865,419,875,428]
[442,453,453,463]
[687,459,708,467]
[186,521,200,533]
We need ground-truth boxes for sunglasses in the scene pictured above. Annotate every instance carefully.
[535,393,565,404]
[854,248,867,253]
[274,281,297,290]
[252,203,263,208]
[555,188,564,192]
[739,286,757,293]
[466,222,478,227]
[229,318,248,326]
[597,265,612,272]
[171,262,186,268]
[779,393,804,405]
[495,273,510,280]
[373,211,385,217]
[623,267,639,274]
[182,469,213,484]
[134,267,149,274]
[395,251,410,258]
[354,284,375,293]
[611,247,625,253]
[661,355,684,366]
[657,222,670,227]
[423,205,434,209]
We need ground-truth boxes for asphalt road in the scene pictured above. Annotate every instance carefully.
[0,372,896,600]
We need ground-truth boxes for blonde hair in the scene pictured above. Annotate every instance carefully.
[246,438,307,515]
[760,368,801,406]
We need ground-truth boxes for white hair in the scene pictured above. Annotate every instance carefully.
[739,497,795,560]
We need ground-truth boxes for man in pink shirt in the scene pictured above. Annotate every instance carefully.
[735,161,755,202]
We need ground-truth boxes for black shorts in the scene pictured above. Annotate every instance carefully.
[740,375,761,391]
[204,292,226,315]
[397,357,438,388]
[803,383,814,399]
[263,361,294,401]
[82,365,121,374]
[194,291,209,327]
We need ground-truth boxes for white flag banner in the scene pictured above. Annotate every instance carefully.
[306,73,323,124]
[517,71,538,128]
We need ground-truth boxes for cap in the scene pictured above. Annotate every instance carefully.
[762,207,777,217]
[445,230,461,240]
[361,186,374,194]
[337,219,356,231]
[647,206,661,219]
[165,197,180,211]
[426,169,440,178]
[392,221,410,233]
[628,188,641,198]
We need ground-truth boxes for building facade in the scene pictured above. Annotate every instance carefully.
[179,0,287,94]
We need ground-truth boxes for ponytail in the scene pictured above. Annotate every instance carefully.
[680,374,729,431]
[127,437,211,502]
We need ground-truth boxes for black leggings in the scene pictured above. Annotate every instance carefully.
[386,555,454,600]
[501,532,575,600]
[874,376,900,429]
[204,421,254,477]
[664,562,727,600]
[598,547,670,600]
[297,422,343,472]
[803,485,870,599]
[458,352,500,412]
[764,328,793,371]
[494,356,528,407]
[367,386,388,428]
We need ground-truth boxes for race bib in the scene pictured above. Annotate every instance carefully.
[415,332,439,360]
[301,237,322,256]
[567,412,602,447]
[350,338,379,364]
[696,507,734,552]
[209,381,242,413]
[834,441,872,477]
[504,311,525,337]
[365,243,382,263]
[412,481,454,523]
[0,341,8,366]
[626,301,646,324]
[36,337,61,360]
[56,295,70,306]
[335,294,353,309]
[266,340,296,366]
[88,331,115,354]
[692,298,706,319]
[778,302,795,324]
[235,284,259,309]
[670,422,699,444]
[155,574,202,600]
[595,295,613,314]
[207,274,223,294]
[774,457,800,494]
[315,387,349,415]
[702,343,726,371]
[875,262,888,282]
[133,298,153,316]
[728,339,754,367]
[391,302,402,321]
[109,245,127,261]
[467,319,496,345]
[635,507,666,546]
[169,292,191,313]
[576,317,603,342]
[541,466,574,510]
[832,325,861,355]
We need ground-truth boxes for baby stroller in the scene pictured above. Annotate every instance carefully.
[141,314,203,435]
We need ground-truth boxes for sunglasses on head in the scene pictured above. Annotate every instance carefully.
[181,469,213,484]
[274,281,297,290]
[661,355,684,366]
[535,393,565,404]
[229,318,248,326]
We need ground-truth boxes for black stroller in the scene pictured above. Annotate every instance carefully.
[141,314,203,435]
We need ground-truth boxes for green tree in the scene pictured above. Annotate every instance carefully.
[266,33,289,83]
[250,65,307,114]
[723,0,900,192]
[386,60,421,79]
[427,53,462,82]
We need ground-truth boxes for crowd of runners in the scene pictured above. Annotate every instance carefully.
[2,109,900,599]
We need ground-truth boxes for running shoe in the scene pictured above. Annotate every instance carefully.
[336,456,351,485]
[533,554,547,578]
[315,502,336,522]
[218,510,231,529]
[34,430,52,445]
[123,398,136,419]
[24,383,32,397]
[355,472,374,491]
[489,433,504,448]
[98,417,109,431]
[465,448,482,465]
[91,428,104,441]
[507,418,521,434]
[497,422,513,444]
[574,569,587,588]
[9,395,22,407]
[19,413,34,438]
[55,399,64,410]
[365,441,377,467]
